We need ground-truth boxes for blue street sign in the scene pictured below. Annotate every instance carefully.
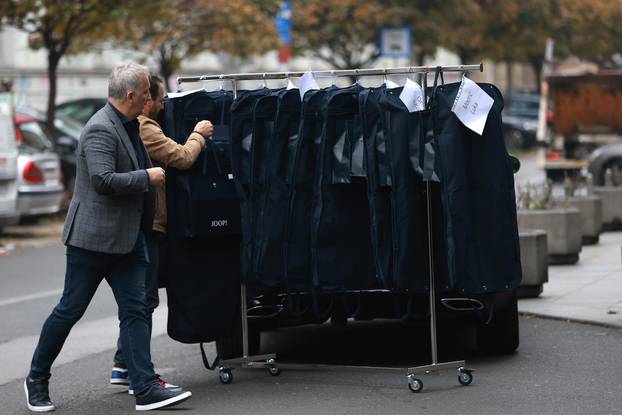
[275,1,292,45]
[380,27,412,59]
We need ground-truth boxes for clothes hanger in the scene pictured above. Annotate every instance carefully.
[383,68,400,89]
[285,73,297,90]
[255,73,267,90]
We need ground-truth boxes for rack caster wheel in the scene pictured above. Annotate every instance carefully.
[266,358,281,376]
[219,368,233,384]
[407,375,423,393]
[457,368,473,386]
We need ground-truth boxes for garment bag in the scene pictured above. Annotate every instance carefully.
[161,89,241,343]
[244,89,279,285]
[229,88,273,282]
[284,87,336,291]
[377,86,444,293]
[252,89,301,288]
[359,86,394,289]
[430,81,521,294]
[311,85,376,291]
[164,89,240,239]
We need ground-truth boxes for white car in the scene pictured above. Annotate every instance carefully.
[14,113,63,217]
[0,102,19,229]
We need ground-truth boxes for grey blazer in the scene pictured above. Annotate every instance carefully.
[62,103,154,254]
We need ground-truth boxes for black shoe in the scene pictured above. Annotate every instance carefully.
[24,377,55,412]
[135,383,192,411]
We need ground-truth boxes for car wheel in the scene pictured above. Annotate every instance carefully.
[601,158,622,186]
[476,290,519,355]
[503,129,524,150]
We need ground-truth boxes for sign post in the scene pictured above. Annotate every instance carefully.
[275,1,293,65]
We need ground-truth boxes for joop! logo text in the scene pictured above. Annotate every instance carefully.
[211,219,228,227]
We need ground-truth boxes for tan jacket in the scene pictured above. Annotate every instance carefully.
[138,115,205,233]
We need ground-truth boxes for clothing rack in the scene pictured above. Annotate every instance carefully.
[177,64,482,392]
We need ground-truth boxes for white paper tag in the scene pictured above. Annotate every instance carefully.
[299,72,319,99]
[286,79,297,90]
[451,76,494,135]
[399,78,425,112]
[166,88,203,98]
[385,79,399,89]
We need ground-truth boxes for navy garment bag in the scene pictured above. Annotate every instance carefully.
[160,89,242,343]
[252,89,302,288]
[229,88,273,282]
[359,86,394,289]
[311,85,377,291]
[163,89,240,239]
[376,86,443,293]
[284,88,335,291]
[430,81,522,294]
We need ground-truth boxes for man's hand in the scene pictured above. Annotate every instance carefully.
[193,120,214,139]
[147,167,165,186]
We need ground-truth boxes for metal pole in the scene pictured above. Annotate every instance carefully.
[229,76,248,357]
[176,64,483,85]
[421,73,438,365]
[426,181,438,365]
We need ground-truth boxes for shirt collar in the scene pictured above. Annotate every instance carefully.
[109,102,134,125]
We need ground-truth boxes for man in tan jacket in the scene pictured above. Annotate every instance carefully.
[110,73,213,393]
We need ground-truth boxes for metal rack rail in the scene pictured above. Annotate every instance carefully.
[177,64,482,392]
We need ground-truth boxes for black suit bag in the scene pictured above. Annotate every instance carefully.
[430,81,521,294]
[252,89,301,288]
[311,85,376,291]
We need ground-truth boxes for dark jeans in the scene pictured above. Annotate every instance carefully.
[113,231,164,368]
[29,233,157,396]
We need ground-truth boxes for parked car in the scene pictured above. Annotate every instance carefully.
[587,140,622,186]
[56,97,106,126]
[502,94,540,149]
[0,102,19,229]
[17,107,81,192]
[14,113,64,217]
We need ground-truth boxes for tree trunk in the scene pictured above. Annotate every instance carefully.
[46,52,61,131]
[528,55,543,94]
[505,60,514,102]
[160,58,175,93]
[458,47,476,65]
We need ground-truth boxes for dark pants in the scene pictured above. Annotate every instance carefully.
[29,233,157,396]
[113,231,164,368]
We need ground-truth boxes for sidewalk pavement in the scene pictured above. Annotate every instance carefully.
[518,230,622,328]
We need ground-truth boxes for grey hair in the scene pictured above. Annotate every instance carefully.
[108,62,149,100]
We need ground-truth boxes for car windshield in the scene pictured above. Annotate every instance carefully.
[54,115,83,139]
[507,95,540,118]
[57,100,105,125]
[17,120,53,152]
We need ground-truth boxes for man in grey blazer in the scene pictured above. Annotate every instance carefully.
[24,62,192,412]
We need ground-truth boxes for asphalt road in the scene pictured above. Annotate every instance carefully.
[1,240,622,414]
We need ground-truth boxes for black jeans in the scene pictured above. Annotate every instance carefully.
[29,233,157,396]
[113,231,164,369]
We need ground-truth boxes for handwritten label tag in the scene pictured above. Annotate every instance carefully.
[399,78,425,112]
[286,79,297,90]
[299,72,319,99]
[451,76,494,135]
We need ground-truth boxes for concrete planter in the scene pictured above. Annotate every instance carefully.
[567,195,603,245]
[518,229,548,298]
[593,187,622,230]
[517,208,582,265]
